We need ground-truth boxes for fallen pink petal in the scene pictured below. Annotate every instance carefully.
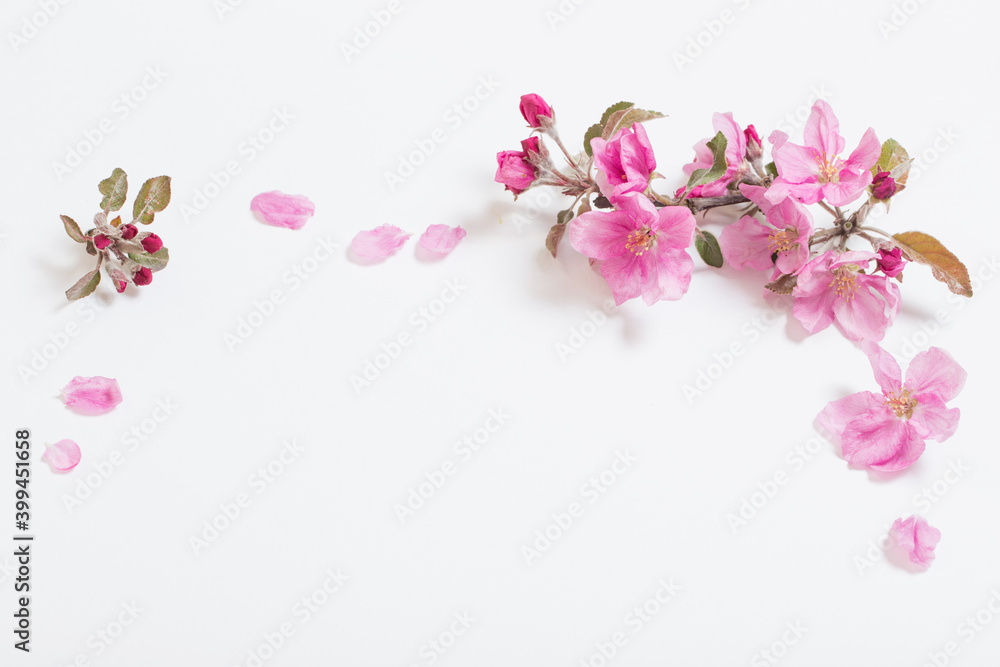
[61,375,123,414]
[890,515,941,569]
[418,225,466,255]
[352,224,411,260]
[43,439,82,471]
[250,191,315,230]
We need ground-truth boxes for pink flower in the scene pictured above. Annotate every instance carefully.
[42,439,82,471]
[872,170,898,200]
[250,191,315,230]
[120,224,138,240]
[767,101,880,206]
[140,233,163,254]
[877,247,907,278]
[720,185,813,274]
[61,376,123,414]
[568,193,695,306]
[792,250,900,341]
[418,224,466,255]
[351,224,411,260]
[817,342,965,471]
[590,123,656,198]
[93,234,113,250]
[519,94,553,128]
[133,267,153,286]
[681,112,748,197]
[890,516,941,569]
[495,138,538,196]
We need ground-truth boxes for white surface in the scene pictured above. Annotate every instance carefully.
[3,0,1000,664]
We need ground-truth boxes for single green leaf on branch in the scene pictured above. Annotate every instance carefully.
[98,168,128,213]
[66,269,101,301]
[132,175,172,224]
[694,229,724,268]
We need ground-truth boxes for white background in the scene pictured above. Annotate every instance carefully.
[3,0,1000,665]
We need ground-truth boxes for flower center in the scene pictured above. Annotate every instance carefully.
[625,228,656,256]
[828,265,858,300]
[814,152,842,183]
[884,387,918,419]
[767,229,797,255]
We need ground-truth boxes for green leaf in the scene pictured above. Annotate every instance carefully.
[684,132,729,193]
[98,168,128,213]
[60,215,86,243]
[545,223,567,258]
[132,175,172,224]
[85,238,97,256]
[583,123,603,158]
[556,208,575,226]
[128,248,169,272]
[600,101,633,126]
[873,138,911,186]
[602,107,666,141]
[577,198,592,216]
[694,230,724,268]
[892,232,972,297]
[66,269,101,301]
[765,161,778,179]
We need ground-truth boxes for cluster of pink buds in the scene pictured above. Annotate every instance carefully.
[61,168,172,300]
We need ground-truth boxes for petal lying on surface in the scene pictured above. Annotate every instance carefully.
[61,376,123,414]
[890,515,941,569]
[250,191,316,230]
[841,410,925,471]
[905,347,967,403]
[43,439,81,471]
[816,391,883,440]
[351,225,411,260]
[418,225,466,255]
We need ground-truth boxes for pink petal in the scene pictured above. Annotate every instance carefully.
[250,191,315,230]
[600,253,645,305]
[890,516,941,569]
[909,394,961,443]
[772,142,822,186]
[641,246,693,305]
[418,225,466,255]
[720,215,775,271]
[841,411,925,471]
[568,209,636,261]
[351,224,411,260]
[61,376,122,414]
[43,439,81,471]
[803,100,846,156]
[651,205,696,250]
[905,347,967,402]
[738,184,773,215]
[816,391,884,440]
[820,170,873,207]
[713,111,747,164]
[859,341,903,394]
[844,127,881,172]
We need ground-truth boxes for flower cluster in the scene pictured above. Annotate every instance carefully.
[496,95,973,568]
[60,168,172,300]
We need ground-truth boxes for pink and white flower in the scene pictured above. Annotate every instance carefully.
[568,193,695,306]
[681,112,748,197]
[791,250,900,341]
[767,101,880,207]
[817,342,965,471]
[720,184,813,274]
[890,515,941,569]
[590,124,657,198]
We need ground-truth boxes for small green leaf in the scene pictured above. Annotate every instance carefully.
[60,215,86,243]
[128,248,169,272]
[132,175,172,224]
[66,269,101,301]
[602,107,666,141]
[556,208,575,226]
[765,161,778,179]
[545,223,567,258]
[684,132,729,193]
[600,101,633,126]
[98,168,128,212]
[694,230,724,268]
[873,138,911,186]
[85,238,97,256]
[583,123,603,158]
[577,198,592,216]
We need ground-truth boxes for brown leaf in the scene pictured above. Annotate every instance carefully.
[892,231,972,297]
[545,223,567,258]
[765,273,797,295]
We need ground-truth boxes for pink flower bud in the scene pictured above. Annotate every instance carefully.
[520,135,549,165]
[133,267,153,286]
[121,224,138,240]
[519,94,553,129]
[93,234,113,250]
[495,143,537,196]
[140,233,163,254]
[872,170,897,200]
[108,268,128,293]
[877,247,907,278]
[744,124,763,160]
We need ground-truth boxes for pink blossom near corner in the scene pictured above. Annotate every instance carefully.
[816,342,966,471]
[418,225,466,255]
[351,224,411,260]
[250,191,316,230]
[890,515,941,569]
[42,439,82,471]
[61,376,123,414]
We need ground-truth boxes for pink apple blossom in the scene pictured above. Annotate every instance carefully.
[568,193,695,305]
[890,515,941,569]
[877,247,907,278]
[590,123,656,198]
[767,101,880,206]
[817,342,965,471]
[519,94,553,129]
[792,250,900,341]
[495,138,539,195]
[720,184,813,273]
[681,112,748,197]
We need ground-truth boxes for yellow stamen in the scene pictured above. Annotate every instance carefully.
[814,152,843,183]
[828,266,858,300]
[625,228,656,256]
[885,388,918,419]
[767,229,797,255]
